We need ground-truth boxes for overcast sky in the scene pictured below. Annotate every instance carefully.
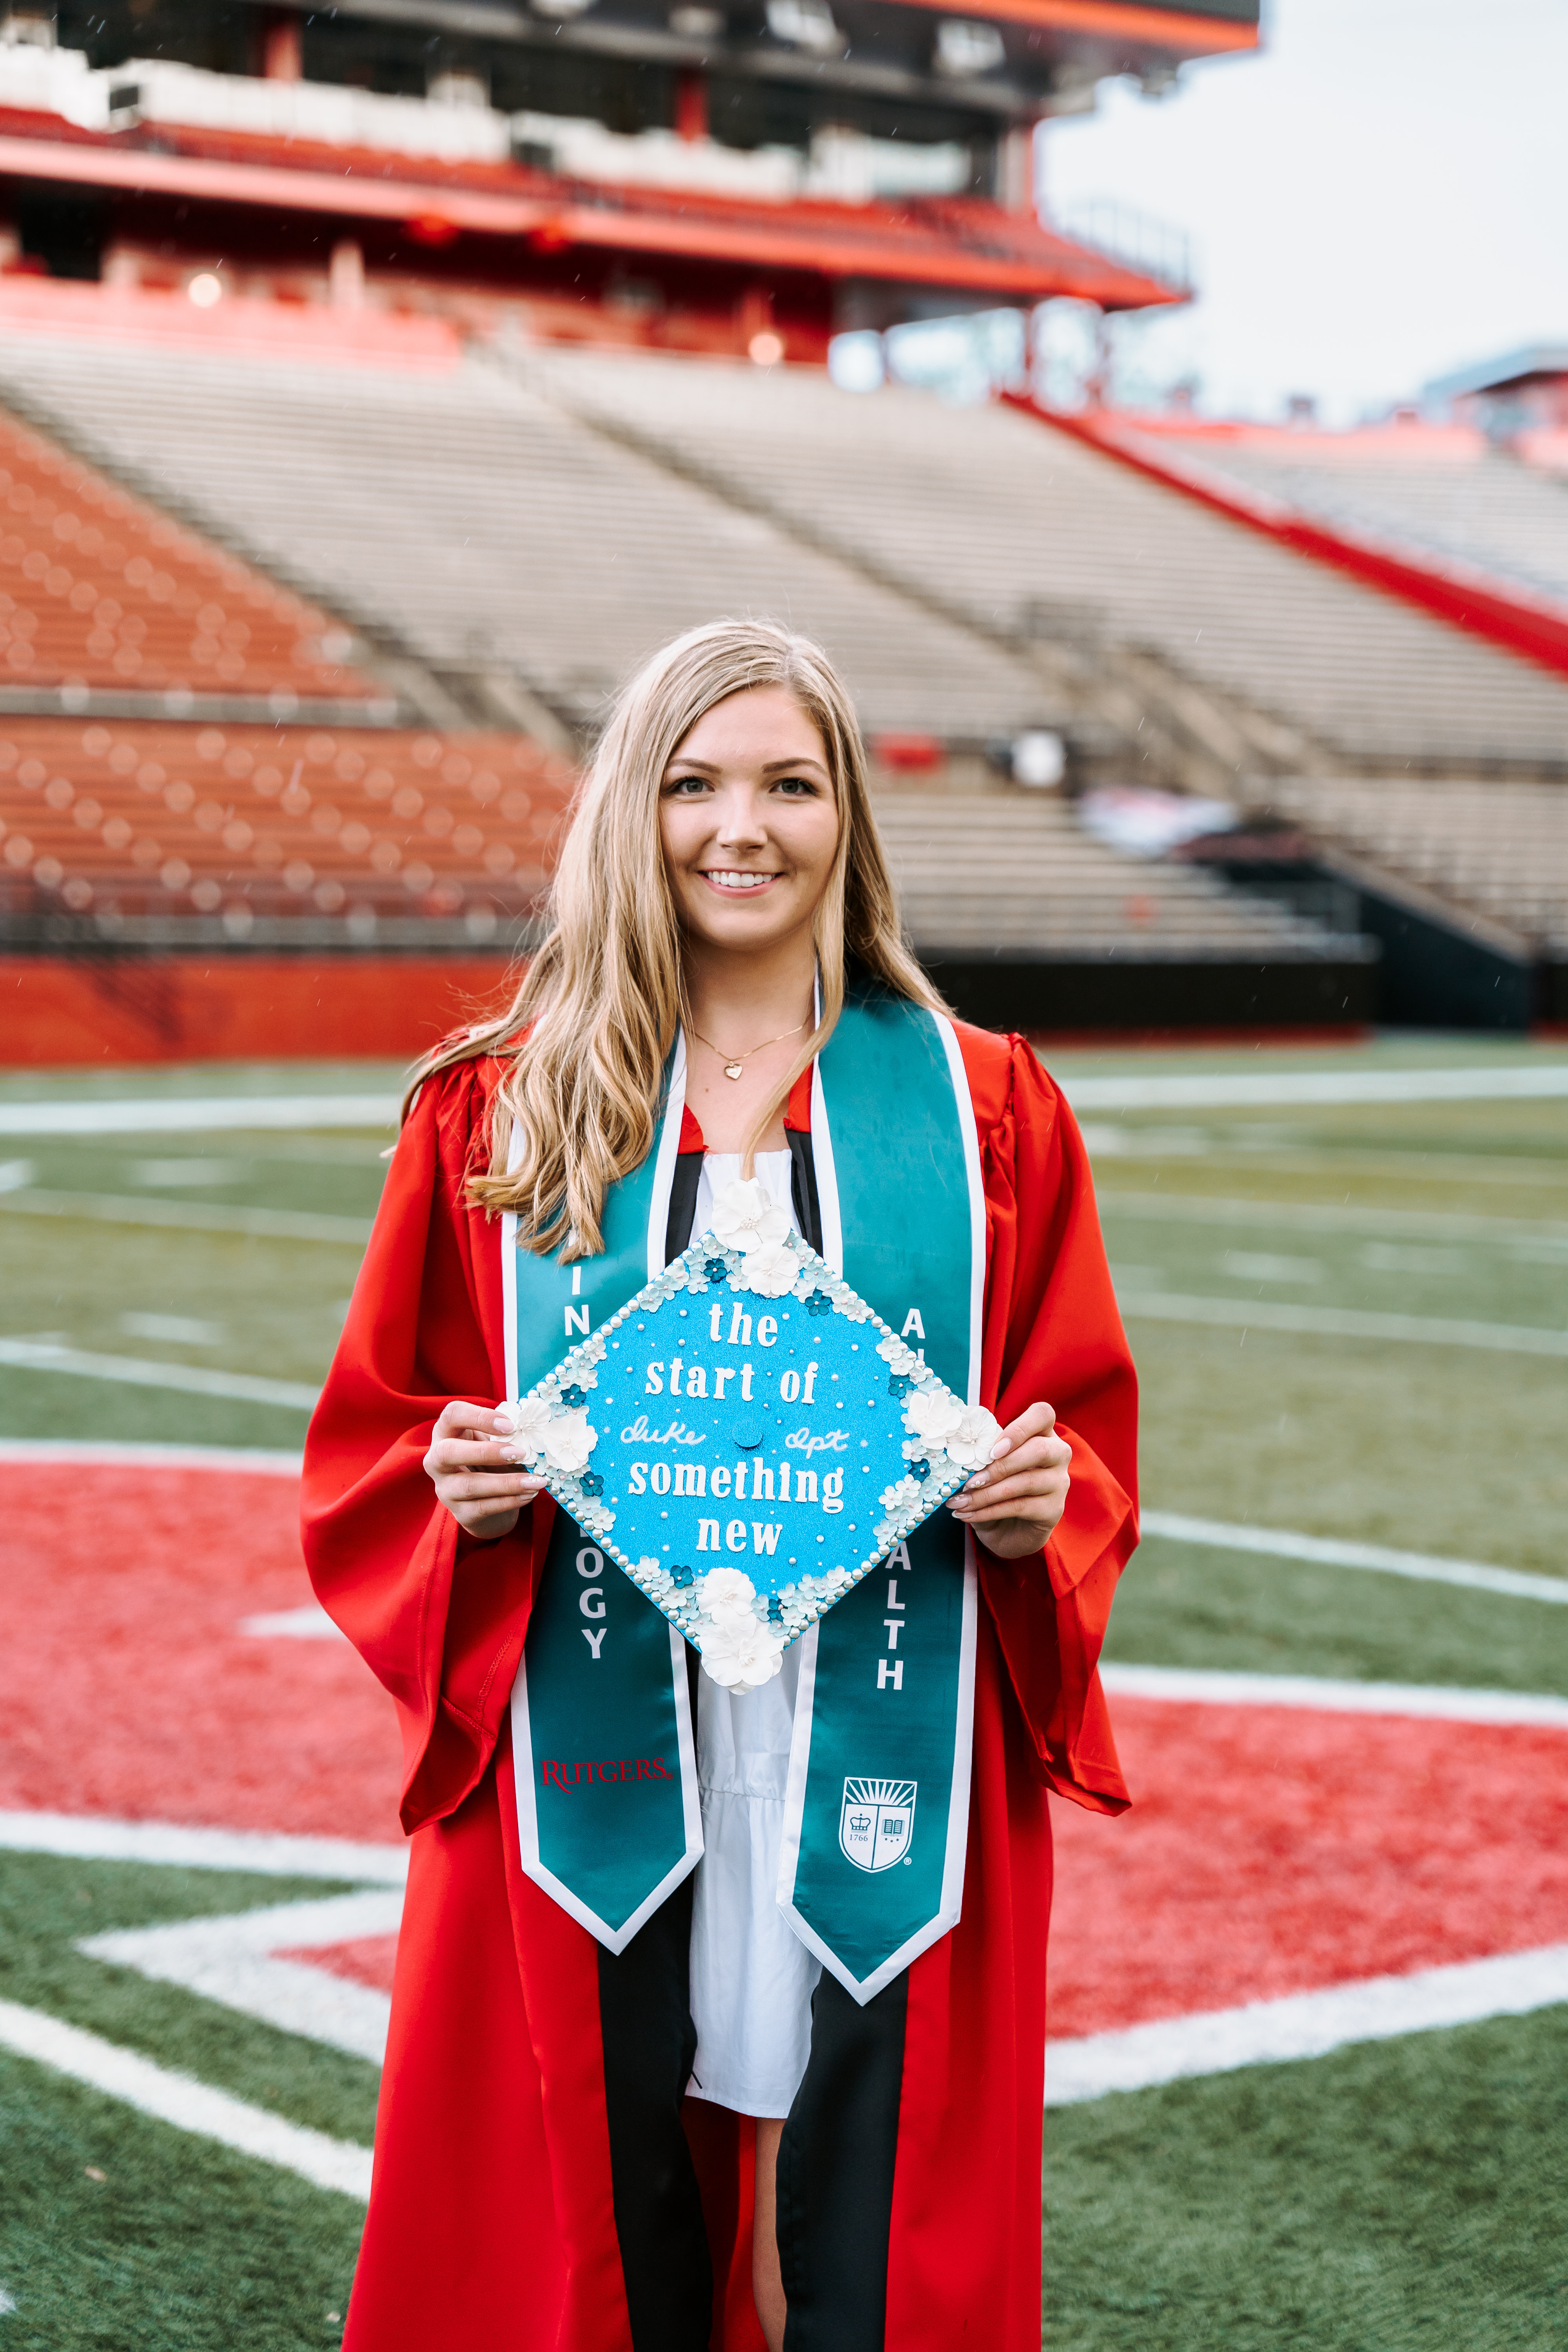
[1040,0,1568,423]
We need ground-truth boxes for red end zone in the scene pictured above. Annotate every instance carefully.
[3,1458,1565,2041]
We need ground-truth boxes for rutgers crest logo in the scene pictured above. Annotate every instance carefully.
[839,1779,917,1873]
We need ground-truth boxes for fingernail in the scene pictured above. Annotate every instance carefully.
[989,1440,1009,1459]
[493,1410,515,1434]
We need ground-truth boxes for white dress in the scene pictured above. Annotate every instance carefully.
[684,1149,822,2119]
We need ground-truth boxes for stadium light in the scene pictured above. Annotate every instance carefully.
[935,20,1005,78]
[766,0,843,55]
[187,273,223,308]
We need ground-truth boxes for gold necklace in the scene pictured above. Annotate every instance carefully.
[686,1014,809,1081]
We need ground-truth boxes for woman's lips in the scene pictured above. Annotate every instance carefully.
[700,869,780,894]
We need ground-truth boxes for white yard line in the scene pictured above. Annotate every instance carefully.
[81,1892,401,2067]
[1045,1944,1568,2105]
[1099,1664,1568,1726]
[0,1191,371,1245]
[1100,1191,1568,1245]
[0,1096,397,1138]
[1116,1289,1568,1356]
[0,1341,319,1410]
[0,1811,405,1884]
[1139,1510,1568,1604]
[0,1998,372,2199]
[0,1439,303,1472]
[1060,1066,1568,1111]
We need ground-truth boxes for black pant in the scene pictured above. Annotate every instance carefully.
[598,1896,907,2352]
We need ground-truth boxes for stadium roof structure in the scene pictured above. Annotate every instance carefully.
[0,0,1258,354]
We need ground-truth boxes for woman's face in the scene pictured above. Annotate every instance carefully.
[660,685,840,960]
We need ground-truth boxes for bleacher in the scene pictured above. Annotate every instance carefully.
[0,716,574,946]
[1100,420,1568,613]
[0,405,377,711]
[508,345,1568,778]
[876,790,1361,958]
[1251,776,1568,959]
[0,338,1061,749]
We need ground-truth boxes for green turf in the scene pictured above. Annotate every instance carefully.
[5,1039,1568,2346]
[0,2048,363,2350]
[1043,2007,1568,2351]
[0,1856,381,2148]
[1105,1539,1568,1697]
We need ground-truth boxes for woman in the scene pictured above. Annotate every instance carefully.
[303,620,1137,2352]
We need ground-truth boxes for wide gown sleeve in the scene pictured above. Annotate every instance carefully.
[300,1059,543,1833]
[960,1027,1139,1813]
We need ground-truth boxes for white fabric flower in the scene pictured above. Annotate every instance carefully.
[880,1475,923,1515]
[710,1174,791,1257]
[694,1567,757,1627]
[698,1615,786,1693]
[942,1403,1005,1474]
[540,1408,597,1474]
[877,1334,918,1374]
[737,1236,797,1297]
[503,1396,553,1462]
[904,1387,964,1451]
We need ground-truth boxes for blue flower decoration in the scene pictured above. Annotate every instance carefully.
[671,1563,695,1588]
[908,1457,931,1483]
[766,1595,784,1624]
[577,1470,604,1497]
[887,1372,913,1398]
[560,1384,586,1408]
[704,1258,728,1287]
[804,1291,832,1318]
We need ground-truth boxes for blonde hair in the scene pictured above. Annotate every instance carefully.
[409,618,946,1258]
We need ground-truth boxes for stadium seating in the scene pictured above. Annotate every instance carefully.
[1101,421,1568,612]
[510,346,1568,777]
[0,404,377,706]
[874,789,1360,959]
[0,338,1062,746]
[1254,777,1568,957]
[0,716,575,940]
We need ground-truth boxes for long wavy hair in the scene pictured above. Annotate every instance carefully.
[408,618,946,1258]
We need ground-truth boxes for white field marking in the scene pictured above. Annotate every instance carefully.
[0,1341,320,1410]
[1044,1944,1568,2105]
[1115,1290,1568,1357]
[0,1095,397,1138]
[0,1438,303,1472]
[0,1811,406,1885]
[80,1891,401,2067]
[0,1998,372,2200]
[1099,1664,1568,1728]
[240,1604,346,1641]
[1059,1065,1568,1112]
[0,1189,372,1245]
[1100,1191,1568,1246]
[1139,1509,1568,1604]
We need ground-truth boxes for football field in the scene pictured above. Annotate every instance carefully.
[1,1036,1566,2350]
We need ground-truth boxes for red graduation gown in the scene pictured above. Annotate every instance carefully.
[302,1021,1137,2351]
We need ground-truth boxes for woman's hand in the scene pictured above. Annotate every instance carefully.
[423,1399,547,1542]
[947,1401,1071,1561]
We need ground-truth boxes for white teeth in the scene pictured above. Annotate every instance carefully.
[706,870,773,891]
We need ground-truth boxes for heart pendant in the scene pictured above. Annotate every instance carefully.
[723,1062,744,1081]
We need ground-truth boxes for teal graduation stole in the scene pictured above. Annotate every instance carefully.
[505,991,982,2002]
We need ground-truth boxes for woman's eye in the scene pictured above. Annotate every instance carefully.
[664,776,711,795]
[771,776,817,796]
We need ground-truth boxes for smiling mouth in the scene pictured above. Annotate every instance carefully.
[701,869,780,894]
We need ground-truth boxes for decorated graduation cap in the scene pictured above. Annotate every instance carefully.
[506,1173,1002,1693]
